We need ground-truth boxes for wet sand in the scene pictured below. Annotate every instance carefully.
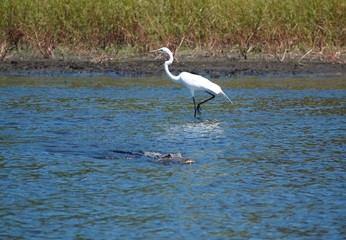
[0,53,345,78]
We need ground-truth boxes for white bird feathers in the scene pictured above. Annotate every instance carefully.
[151,47,232,117]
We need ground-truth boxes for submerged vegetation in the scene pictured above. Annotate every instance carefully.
[0,0,345,59]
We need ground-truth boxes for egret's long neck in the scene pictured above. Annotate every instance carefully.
[164,52,180,82]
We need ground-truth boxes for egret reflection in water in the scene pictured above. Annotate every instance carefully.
[171,120,224,137]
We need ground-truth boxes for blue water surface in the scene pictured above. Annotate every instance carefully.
[0,75,345,239]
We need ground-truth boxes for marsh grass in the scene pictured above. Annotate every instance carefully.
[0,0,345,59]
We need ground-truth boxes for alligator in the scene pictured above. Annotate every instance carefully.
[111,150,195,165]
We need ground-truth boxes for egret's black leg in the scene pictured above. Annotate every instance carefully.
[193,97,197,117]
[197,91,215,112]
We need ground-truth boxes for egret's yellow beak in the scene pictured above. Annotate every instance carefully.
[150,49,160,53]
[150,49,165,60]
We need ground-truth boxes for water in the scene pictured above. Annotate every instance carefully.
[0,75,345,239]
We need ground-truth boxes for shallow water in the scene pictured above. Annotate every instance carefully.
[0,75,345,239]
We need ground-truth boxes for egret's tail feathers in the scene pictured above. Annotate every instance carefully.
[221,91,233,104]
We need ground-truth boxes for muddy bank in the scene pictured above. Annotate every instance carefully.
[0,54,345,78]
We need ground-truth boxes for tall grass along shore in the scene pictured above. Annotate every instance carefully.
[0,0,345,60]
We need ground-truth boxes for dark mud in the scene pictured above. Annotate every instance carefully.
[0,55,345,78]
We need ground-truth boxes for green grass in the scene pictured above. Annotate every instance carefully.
[0,0,345,58]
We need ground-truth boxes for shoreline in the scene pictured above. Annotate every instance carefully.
[0,52,345,78]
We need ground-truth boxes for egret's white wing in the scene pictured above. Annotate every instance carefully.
[179,72,222,94]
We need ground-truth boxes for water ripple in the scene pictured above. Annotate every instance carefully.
[0,76,345,239]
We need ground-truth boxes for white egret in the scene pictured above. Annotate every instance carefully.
[151,47,232,117]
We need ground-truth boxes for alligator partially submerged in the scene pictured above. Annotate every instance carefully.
[111,150,195,165]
